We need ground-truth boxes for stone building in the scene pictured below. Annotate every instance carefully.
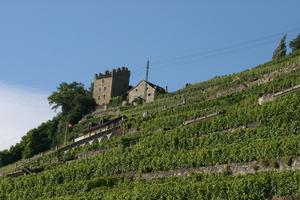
[128,80,166,103]
[93,67,130,105]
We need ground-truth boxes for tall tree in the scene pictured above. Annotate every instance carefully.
[48,82,96,124]
[21,119,59,158]
[289,33,300,53]
[272,34,287,60]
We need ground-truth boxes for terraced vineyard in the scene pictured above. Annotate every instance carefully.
[1,51,300,199]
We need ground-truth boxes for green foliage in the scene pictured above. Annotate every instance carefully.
[108,95,126,107]
[0,118,60,167]
[2,171,300,199]
[22,120,57,158]
[290,34,300,52]
[48,82,96,124]
[273,34,287,60]
[1,52,300,199]
[0,149,20,167]
[0,82,96,167]
[132,96,145,105]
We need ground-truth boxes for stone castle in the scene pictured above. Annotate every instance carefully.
[93,67,166,106]
[93,67,130,105]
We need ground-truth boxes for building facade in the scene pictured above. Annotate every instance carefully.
[128,80,166,103]
[93,67,130,105]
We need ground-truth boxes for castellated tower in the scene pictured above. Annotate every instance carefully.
[93,67,131,105]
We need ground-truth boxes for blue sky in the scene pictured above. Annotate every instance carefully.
[0,1,300,92]
[0,1,300,149]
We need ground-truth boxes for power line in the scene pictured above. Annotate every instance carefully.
[150,36,279,72]
[131,66,146,74]
[130,70,146,81]
[150,27,300,67]
[130,64,150,82]
[131,27,300,74]
[0,135,21,147]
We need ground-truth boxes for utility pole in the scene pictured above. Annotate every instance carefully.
[146,60,149,82]
[64,123,68,146]
[144,60,150,101]
[64,122,72,146]
[63,123,68,162]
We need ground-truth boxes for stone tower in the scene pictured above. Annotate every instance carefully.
[93,67,130,105]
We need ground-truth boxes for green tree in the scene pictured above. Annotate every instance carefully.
[289,33,300,52]
[0,150,13,166]
[0,143,23,167]
[48,82,96,124]
[272,35,287,60]
[21,121,56,158]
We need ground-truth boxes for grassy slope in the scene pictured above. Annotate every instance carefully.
[1,52,300,199]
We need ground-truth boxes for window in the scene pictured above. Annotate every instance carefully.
[99,88,101,92]
[103,95,106,99]
[135,89,138,92]
[98,96,100,100]
[104,87,106,91]
[148,93,151,96]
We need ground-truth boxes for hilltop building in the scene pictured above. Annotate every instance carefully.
[93,67,130,105]
[128,80,166,103]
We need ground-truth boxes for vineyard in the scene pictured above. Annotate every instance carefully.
[1,51,300,199]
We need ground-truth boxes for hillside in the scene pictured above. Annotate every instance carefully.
[1,51,300,199]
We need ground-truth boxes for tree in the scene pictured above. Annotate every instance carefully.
[0,82,96,167]
[0,150,11,167]
[289,34,300,52]
[272,35,287,60]
[48,82,86,113]
[21,120,57,158]
[48,82,96,124]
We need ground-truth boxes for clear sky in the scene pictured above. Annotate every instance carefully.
[0,1,300,150]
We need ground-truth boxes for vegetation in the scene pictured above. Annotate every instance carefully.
[273,34,287,60]
[108,95,126,107]
[0,82,95,167]
[1,47,300,199]
[290,34,300,53]
[48,82,96,124]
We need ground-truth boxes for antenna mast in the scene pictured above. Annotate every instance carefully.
[146,60,149,82]
[144,60,150,101]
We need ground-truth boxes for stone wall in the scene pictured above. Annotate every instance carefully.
[132,157,300,181]
[258,84,300,105]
